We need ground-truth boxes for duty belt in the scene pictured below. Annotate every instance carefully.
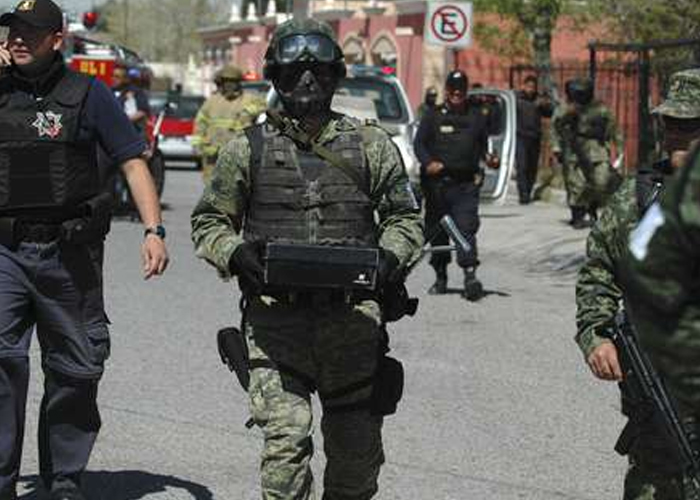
[15,221,63,243]
[267,289,375,307]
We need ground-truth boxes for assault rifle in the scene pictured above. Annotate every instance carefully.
[613,311,700,493]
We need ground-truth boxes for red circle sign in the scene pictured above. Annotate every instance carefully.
[431,5,469,43]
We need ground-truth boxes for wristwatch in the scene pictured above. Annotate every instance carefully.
[144,225,166,240]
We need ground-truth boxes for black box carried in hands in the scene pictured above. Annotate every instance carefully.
[264,243,379,291]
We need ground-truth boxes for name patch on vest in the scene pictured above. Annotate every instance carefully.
[439,125,455,134]
[32,111,63,139]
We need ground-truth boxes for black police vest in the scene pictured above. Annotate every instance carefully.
[431,105,487,180]
[0,69,98,216]
[243,124,376,247]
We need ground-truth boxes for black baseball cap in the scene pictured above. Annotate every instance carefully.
[0,0,64,32]
[445,70,469,92]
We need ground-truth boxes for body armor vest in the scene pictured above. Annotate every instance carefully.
[0,68,99,217]
[244,123,376,247]
[431,105,487,181]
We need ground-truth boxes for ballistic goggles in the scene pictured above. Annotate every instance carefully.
[276,34,339,64]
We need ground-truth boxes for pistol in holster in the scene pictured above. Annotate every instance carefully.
[61,192,113,245]
[217,326,250,391]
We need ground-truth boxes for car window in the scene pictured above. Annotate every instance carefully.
[167,97,205,120]
[336,78,406,123]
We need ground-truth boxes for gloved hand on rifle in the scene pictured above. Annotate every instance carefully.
[229,241,265,295]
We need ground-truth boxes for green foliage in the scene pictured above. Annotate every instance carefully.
[98,0,230,62]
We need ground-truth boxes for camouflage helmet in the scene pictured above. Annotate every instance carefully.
[214,65,243,84]
[263,18,345,81]
[653,68,700,119]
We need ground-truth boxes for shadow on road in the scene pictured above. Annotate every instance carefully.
[440,287,511,300]
[19,470,213,500]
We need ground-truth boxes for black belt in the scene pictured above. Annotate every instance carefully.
[15,221,63,243]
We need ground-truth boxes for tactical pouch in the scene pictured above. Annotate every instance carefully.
[264,243,379,291]
[370,355,404,416]
[61,192,113,245]
[217,326,250,391]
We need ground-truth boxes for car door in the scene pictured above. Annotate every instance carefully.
[468,89,517,205]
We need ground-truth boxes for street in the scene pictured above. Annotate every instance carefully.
[17,170,625,500]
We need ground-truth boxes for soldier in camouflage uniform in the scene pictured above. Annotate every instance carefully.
[191,18,423,500]
[576,69,700,499]
[552,78,624,229]
[192,65,266,183]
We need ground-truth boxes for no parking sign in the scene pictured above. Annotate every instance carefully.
[425,1,473,48]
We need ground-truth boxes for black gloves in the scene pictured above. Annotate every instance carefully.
[377,249,401,288]
[229,241,265,295]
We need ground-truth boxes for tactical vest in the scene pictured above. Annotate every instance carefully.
[0,69,99,217]
[431,106,486,181]
[243,123,376,247]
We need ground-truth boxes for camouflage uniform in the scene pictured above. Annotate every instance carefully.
[192,76,266,183]
[551,101,623,212]
[579,69,700,499]
[576,174,695,499]
[191,115,423,499]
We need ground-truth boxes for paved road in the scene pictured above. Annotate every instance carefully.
[18,170,626,499]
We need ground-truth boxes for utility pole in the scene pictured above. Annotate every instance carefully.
[293,0,310,18]
[123,0,129,45]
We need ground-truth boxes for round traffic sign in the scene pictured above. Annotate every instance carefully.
[430,4,469,43]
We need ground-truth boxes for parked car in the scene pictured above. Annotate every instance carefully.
[267,65,421,186]
[150,93,205,168]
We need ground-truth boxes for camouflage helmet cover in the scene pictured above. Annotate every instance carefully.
[214,65,243,83]
[268,17,341,56]
[653,68,700,119]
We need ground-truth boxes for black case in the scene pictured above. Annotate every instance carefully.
[264,243,379,291]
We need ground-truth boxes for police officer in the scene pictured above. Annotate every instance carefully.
[0,1,169,499]
[551,78,623,228]
[576,69,700,499]
[192,64,266,183]
[191,18,423,500]
[414,69,498,300]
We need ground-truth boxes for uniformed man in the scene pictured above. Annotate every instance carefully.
[0,1,169,499]
[192,65,266,183]
[515,75,553,204]
[413,69,499,300]
[577,69,700,499]
[621,69,700,487]
[552,78,623,228]
[191,18,423,500]
[416,85,438,120]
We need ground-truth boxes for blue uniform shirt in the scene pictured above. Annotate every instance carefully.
[81,77,147,165]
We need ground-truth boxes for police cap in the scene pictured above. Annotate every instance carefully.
[0,0,63,31]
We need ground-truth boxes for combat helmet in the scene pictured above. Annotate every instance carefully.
[653,68,700,119]
[565,78,594,106]
[214,65,244,85]
[263,18,346,82]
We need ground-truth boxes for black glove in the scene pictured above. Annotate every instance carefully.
[377,249,400,288]
[229,241,265,295]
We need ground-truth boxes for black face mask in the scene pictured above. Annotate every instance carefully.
[663,117,700,153]
[275,62,338,119]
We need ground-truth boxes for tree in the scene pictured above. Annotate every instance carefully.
[472,0,565,95]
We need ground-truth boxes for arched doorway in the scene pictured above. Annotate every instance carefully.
[370,34,398,71]
[342,35,365,65]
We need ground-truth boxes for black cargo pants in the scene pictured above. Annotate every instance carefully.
[0,240,109,496]
[423,178,480,273]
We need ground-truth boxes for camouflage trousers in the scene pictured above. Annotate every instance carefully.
[563,160,620,209]
[245,296,385,500]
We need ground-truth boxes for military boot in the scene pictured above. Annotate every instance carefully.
[428,269,448,295]
[570,207,590,230]
[463,268,483,301]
